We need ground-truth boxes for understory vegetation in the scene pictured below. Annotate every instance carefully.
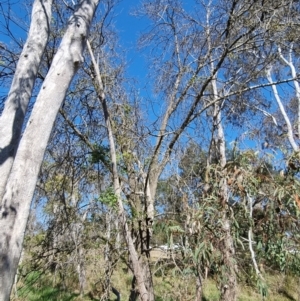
[12,267,300,301]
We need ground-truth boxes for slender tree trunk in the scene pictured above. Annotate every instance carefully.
[219,215,237,301]
[266,66,299,152]
[51,203,59,286]
[277,46,300,137]
[77,246,86,297]
[129,256,154,301]
[211,75,237,301]
[0,0,52,202]
[128,228,154,301]
[142,257,154,301]
[73,193,89,297]
[103,209,112,300]
[247,194,264,280]
[87,41,152,301]
[195,268,203,301]
[0,2,99,300]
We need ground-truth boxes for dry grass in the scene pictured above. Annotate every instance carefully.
[13,249,300,301]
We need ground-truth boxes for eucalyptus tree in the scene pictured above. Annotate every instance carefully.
[30,114,106,296]
[250,0,300,280]
[0,0,52,202]
[1,0,298,301]
[135,0,287,300]
[209,0,300,291]
[21,2,126,299]
[225,0,300,261]
[0,1,100,299]
[62,37,156,299]
[134,0,300,300]
[25,2,152,298]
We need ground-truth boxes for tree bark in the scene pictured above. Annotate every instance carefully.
[211,75,237,301]
[195,269,203,301]
[0,1,99,300]
[86,41,152,301]
[0,0,52,202]
[219,216,237,301]
[77,246,86,297]
[277,46,300,138]
[266,66,299,152]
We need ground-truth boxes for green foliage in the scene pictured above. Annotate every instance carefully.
[90,144,110,165]
[193,241,213,266]
[123,103,132,116]
[256,278,268,299]
[98,187,118,209]
[19,286,78,301]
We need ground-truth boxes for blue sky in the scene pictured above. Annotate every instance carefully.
[0,0,29,43]
[0,0,295,160]
[113,1,151,89]
[1,0,152,85]
[0,0,150,100]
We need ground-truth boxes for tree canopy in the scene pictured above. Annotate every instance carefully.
[1,1,300,301]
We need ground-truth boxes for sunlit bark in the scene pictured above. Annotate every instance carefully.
[0,0,52,202]
[266,66,299,152]
[0,1,99,300]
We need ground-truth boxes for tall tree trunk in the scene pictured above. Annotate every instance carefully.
[87,41,152,301]
[129,257,154,301]
[266,67,299,152]
[141,257,154,301]
[0,0,52,202]
[128,225,154,301]
[211,75,237,301]
[0,2,99,300]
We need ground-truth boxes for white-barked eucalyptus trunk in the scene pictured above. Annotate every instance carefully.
[0,1,100,300]
[211,74,237,301]
[0,0,53,202]
[266,66,299,152]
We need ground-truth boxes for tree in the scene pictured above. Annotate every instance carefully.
[0,1,100,300]
[0,0,52,202]
[2,0,300,300]
[136,1,270,299]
